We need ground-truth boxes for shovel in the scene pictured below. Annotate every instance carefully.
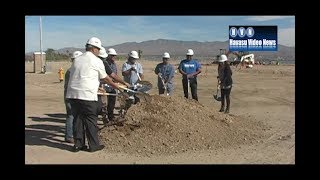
[135,70,152,92]
[136,70,142,81]
[97,92,121,96]
[136,81,152,93]
[187,78,191,99]
[159,73,169,96]
[213,80,222,101]
[117,83,151,102]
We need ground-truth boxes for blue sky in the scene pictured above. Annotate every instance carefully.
[25,16,295,53]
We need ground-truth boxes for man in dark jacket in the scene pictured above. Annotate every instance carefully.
[217,54,233,113]
[97,47,130,124]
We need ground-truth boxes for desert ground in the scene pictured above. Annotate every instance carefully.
[25,59,295,164]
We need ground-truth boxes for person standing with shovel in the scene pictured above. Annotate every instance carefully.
[217,54,233,113]
[66,37,122,152]
[97,47,130,124]
[122,50,144,104]
[178,49,201,101]
[155,52,175,96]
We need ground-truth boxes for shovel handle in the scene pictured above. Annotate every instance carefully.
[136,71,142,81]
[97,92,119,96]
[159,73,167,90]
[118,85,137,93]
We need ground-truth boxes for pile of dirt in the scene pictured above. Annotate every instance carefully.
[99,95,269,156]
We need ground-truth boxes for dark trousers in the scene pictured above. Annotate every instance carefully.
[107,89,117,120]
[182,77,198,101]
[97,96,104,115]
[70,99,101,150]
[221,87,232,109]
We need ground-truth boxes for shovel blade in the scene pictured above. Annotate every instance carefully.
[136,81,152,92]
[135,91,151,102]
[213,95,222,101]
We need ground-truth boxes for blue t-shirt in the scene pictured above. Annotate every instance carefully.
[178,59,201,75]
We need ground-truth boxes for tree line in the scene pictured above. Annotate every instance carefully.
[25,48,144,62]
[25,48,70,62]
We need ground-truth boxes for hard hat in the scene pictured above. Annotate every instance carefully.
[163,52,170,59]
[186,49,194,55]
[129,51,139,59]
[86,37,103,49]
[72,51,83,59]
[218,54,228,62]
[98,47,108,58]
[107,48,117,55]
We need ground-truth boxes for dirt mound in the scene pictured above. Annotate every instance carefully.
[99,95,269,156]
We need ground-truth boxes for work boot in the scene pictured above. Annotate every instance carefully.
[108,116,115,122]
[102,116,109,126]
[65,138,74,144]
[89,145,105,152]
[225,107,230,114]
[219,105,225,112]
[72,145,88,152]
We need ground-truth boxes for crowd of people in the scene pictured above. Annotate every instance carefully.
[64,37,233,152]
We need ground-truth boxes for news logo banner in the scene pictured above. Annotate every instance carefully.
[229,26,277,51]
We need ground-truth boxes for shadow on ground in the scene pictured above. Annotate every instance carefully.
[45,113,66,119]
[25,124,72,152]
[29,115,65,124]
[26,114,105,151]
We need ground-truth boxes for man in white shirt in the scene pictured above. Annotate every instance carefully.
[122,50,144,104]
[66,37,121,152]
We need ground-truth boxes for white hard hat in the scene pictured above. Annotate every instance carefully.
[72,51,83,59]
[163,52,170,59]
[129,51,139,59]
[107,48,117,55]
[219,54,228,62]
[186,49,194,55]
[86,37,103,49]
[98,47,108,58]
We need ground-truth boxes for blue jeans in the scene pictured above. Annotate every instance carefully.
[65,99,74,140]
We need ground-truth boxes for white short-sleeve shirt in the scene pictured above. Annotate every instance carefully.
[66,51,108,101]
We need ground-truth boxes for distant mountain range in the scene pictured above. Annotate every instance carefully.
[26,39,295,61]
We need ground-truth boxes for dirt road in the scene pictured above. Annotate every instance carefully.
[25,60,294,164]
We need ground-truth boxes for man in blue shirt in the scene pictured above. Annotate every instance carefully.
[178,49,202,101]
[155,52,175,96]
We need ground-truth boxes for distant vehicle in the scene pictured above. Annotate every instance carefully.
[240,54,255,68]
[226,51,254,68]
[213,49,255,68]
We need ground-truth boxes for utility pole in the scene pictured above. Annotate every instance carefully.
[39,16,44,73]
